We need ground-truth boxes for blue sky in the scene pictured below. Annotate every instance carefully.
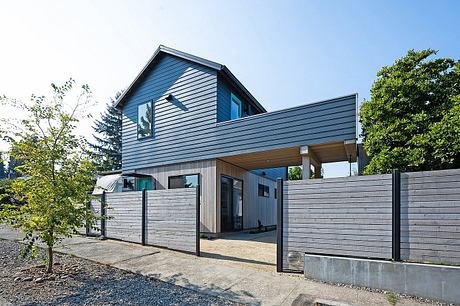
[0,0,459,176]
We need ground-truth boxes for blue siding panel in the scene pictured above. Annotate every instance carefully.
[122,54,357,172]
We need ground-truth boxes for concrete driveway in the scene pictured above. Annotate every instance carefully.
[200,230,276,271]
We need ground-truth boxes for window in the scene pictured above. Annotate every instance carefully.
[137,101,153,139]
[168,174,200,189]
[136,177,153,191]
[274,188,277,199]
[258,184,269,197]
[230,93,242,120]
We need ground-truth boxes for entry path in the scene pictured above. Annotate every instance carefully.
[0,226,435,306]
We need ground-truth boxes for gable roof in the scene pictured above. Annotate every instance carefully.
[115,45,267,112]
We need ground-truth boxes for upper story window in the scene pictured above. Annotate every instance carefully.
[137,101,153,139]
[230,93,242,120]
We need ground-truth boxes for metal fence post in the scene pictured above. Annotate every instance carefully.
[85,200,90,236]
[101,191,107,240]
[277,178,284,272]
[196,185,201,257]
[392,169,401,261]
[142,189,147,246]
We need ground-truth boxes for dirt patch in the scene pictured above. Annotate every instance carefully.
[0,239,241,305]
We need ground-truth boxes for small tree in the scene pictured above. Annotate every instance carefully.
[360,49,460,174]
[0,79,97,273]
[89,92,123,171]
[288,166,303,180]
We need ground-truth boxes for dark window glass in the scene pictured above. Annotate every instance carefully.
[274,188,277,199]
[258,184,269,197]
[137,101,153,139]
[169,174,199,189]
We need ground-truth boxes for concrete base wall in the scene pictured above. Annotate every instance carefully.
[304,254,460,304]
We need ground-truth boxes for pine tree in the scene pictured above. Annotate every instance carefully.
[0,153,6,180]
[90,92,123,171]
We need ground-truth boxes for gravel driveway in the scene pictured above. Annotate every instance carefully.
[0,239,241,306]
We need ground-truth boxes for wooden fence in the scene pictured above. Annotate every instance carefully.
[279,168,460,272]
[281,174,393,271]
[401,169,460,264]
[87,188,199,255]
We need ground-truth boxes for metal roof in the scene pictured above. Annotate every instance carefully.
[114,45,267,112]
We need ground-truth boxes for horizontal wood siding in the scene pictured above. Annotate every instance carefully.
[146,188,196,253]
[136,159,216,233]
[401,168,460,264]
[283,174,393,271]
[121,53,356,172]
[87,197,101,236]
[105,192,143,243]
[122,54,218,171]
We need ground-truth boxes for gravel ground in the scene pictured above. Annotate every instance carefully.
[0,239,241,306]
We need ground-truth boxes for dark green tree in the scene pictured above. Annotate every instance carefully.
[360,49,460,174]
[0,153,6,180]
[90,93,123,171]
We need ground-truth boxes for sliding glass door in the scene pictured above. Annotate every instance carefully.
[221,176,243,232]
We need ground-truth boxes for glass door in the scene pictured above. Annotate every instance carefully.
[220,176,243,232]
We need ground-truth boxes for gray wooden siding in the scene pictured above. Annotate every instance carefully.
[121,53,357,172]
[401,168,460,264]
[216,160,277,231]
[122,54,218,171]
[283,174,393,271]
[146,188,197,253]
[215,95,356,159]
[87,197,101,236]
[105,192,143,243]
[136,159,217,233]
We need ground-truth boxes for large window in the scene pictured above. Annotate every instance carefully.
[258,184,269,197]
[168,174,200,189]
[137,101,153,139]
[230,93,242,120]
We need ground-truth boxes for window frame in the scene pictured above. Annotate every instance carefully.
[137,100,153,140]
[168,173,201,190]
[258,183,270,198]
[230,93,242,120]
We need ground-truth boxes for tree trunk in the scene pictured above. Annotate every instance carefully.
[46,246,53,273]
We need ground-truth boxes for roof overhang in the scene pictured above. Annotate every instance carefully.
[220,140,357,170]
[114,45,266,112]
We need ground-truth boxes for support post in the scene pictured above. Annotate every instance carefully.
[392,169,401,261]
[141,188,147,246]
[196,185,201,257]
[85,200,91,236]
[101,191,107,240]
[302,155,311,179]
[277,178,284,272]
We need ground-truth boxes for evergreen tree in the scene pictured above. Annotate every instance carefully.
[0,153,6,180]
[90,92,123,171]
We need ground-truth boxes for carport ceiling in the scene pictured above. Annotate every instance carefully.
[220,141,357,170]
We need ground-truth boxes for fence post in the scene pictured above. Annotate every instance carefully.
[101,191,107,240]
[392,169,401,261]
[142,189,147,246]
[85,200,90,236]
[196,185,201,257]
[277,178,284,272]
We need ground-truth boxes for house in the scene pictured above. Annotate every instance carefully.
[115,45,357,236]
